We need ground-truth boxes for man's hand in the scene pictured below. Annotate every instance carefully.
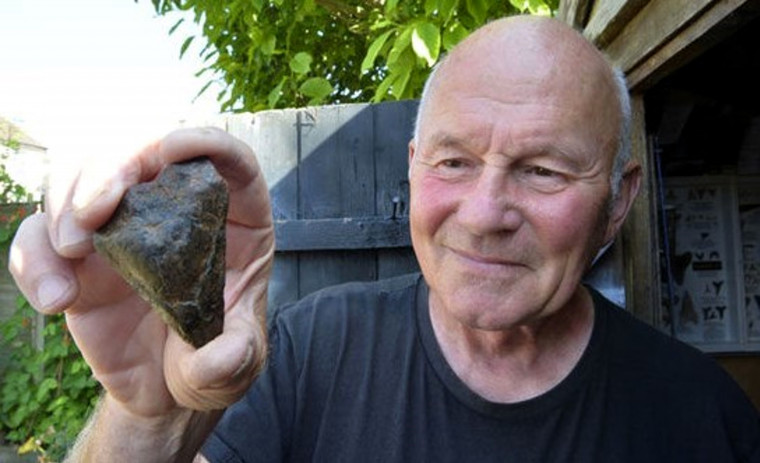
[9,128,274,457]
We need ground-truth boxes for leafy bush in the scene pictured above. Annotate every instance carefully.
[0,300,101,462]
[0,135,101,461]
[147,0,558,111]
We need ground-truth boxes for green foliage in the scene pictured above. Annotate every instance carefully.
[0,300,101,462]
[143,0,558,112]
[0,142,31,209]
[0,136,33,245]
[0,136,100,461]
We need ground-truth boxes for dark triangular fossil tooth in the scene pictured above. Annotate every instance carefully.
[93,157,228,348]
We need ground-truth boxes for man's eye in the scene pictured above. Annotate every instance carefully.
[526,166,556,177]
[441,159,465,169]
[518,165,568,193]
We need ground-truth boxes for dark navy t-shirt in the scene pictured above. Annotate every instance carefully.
[202,273,760,462]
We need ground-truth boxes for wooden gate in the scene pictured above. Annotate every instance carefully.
[226,100,421,313]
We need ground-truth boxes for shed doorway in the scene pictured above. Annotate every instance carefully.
[643,12,760,405]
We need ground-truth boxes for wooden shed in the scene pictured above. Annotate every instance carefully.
[557,0,760,405]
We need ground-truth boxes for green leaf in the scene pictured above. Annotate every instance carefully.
[528,0,551,15]
[267,78,287,108]
[143,0,538,110]
[387,25,413,69]
[385,0,400,16]
[370,18,394,31]
[299,77,333,101]
[360,29,394,75]
[194,79,214,101]
[510,0,549,13]
[391,68,412,99]
[373,74,395,102]
[298,0,317,15]
[35,377,58,402]
[442,21,469,51]
[466,0,488,24]
[411,21,440,67]
[289,52,313,75]
[179,36,194,59]
[2,388,18,403]
[509,0,526,10]
[9,407,26,428]
[261,33,276,56]
[439,0,458,21]
[168,17,184,35]
[46,396,69,413]
[424,0,437,16]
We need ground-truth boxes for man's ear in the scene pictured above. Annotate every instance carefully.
[603,162,642,243]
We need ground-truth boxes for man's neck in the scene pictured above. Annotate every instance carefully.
[429,287,595,403]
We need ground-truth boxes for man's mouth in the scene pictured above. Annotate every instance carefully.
[448,246,526,269]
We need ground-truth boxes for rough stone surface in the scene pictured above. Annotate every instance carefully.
[93,157,228,348]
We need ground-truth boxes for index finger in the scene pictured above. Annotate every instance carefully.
[155,128,272,231]
[48,127,268,258]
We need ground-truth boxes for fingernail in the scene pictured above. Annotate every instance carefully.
[57,214,90,253]
[37,274,71,311]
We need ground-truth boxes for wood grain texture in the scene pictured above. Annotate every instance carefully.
[234,102,421,307]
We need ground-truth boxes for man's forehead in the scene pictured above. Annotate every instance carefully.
[440,16,611,89]
[420,116,601,166]
[451,16,597,59]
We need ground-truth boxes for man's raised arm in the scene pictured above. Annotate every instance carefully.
[9,127,275,462]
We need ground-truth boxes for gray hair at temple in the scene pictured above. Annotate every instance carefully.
[411,59,633,201]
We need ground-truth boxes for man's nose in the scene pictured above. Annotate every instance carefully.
[457,168,523,236]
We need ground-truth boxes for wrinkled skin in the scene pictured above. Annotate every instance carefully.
[7,15,644,461]
[9,127,274,425]
[408,17,641,402]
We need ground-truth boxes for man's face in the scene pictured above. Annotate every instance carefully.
[409,40,622,330]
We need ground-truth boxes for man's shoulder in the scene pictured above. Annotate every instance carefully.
[594,293,760,457]
[596,293,743,390]
[269,273,421,336]
[278,272,419,312]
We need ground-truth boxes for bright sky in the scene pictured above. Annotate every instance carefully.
[0,0,220,167]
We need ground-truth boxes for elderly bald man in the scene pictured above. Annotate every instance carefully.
[10,15,758,462]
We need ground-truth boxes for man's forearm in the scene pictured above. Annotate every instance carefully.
[65,394,222,462]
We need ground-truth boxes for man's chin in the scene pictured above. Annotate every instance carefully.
[436,285,539,326]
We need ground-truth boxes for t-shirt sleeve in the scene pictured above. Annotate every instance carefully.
[717,374,760,462]
[201,309,298,462]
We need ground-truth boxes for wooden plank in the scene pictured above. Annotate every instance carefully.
[274,217,411,251]
[336,104,376,217]
[298,250,378,298]
[623,95,661,325]
[298,104,375,219]
[377,248,420,279]
[227,112,290,215]
[604,0,716,74]
[295,104,378,297]
[557,0,594,29]
[373,100,418,218]
[229,110,302,308]
[716,356,760,410]
[227,110,301,220]
[584,0,651,48]
[236,102,426,302]
[373,101,419,278]
[626,0,755,91]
